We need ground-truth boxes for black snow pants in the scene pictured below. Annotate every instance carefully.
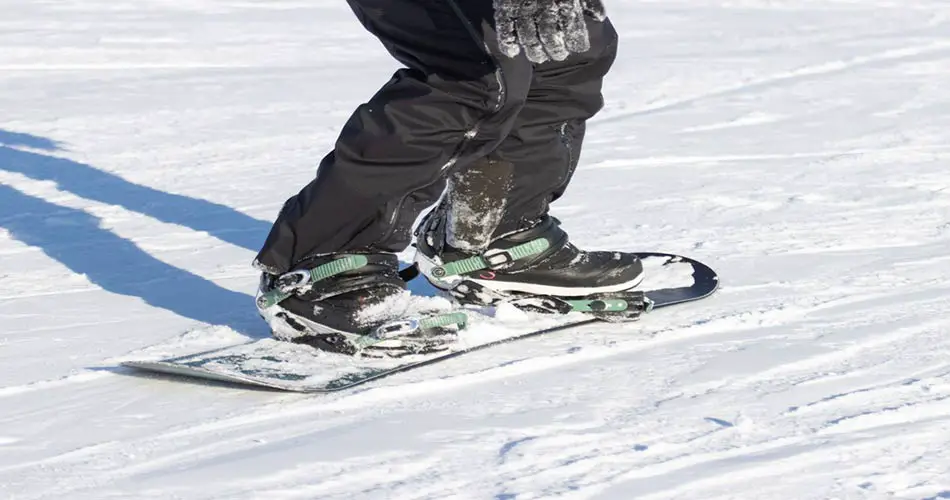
[254,0,618,274]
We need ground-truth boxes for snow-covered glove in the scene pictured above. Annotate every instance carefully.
[494,0,607,63]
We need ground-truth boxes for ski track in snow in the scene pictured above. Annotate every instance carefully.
[3,0,950,498]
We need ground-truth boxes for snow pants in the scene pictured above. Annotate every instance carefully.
[254,0,618,274]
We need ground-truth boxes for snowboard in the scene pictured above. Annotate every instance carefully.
[122,252,718,392]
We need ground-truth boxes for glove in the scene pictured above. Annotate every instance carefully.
[494,0,607,64]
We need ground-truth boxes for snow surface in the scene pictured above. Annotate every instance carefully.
[2,0,950,498]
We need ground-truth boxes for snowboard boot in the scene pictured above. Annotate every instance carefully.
[414,214,651,320]
[255,253,466,357]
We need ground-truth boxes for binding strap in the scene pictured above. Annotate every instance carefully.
[256,255,369,309]
[563,295,655,315]
[352,312,469,350]
[430,238,550,278]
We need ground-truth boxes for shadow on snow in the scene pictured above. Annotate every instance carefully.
[0,130,270,336]
[0,129,272,252]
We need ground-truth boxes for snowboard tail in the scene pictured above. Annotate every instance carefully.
[122,253,718,392]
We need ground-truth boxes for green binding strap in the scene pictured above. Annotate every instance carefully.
[564,298,631,313]
[256,255,369,309]
[257,291,286,310]
[352,312,469,350]
[431,238,550,278]
[309,255,369,282]
[419,312,468,330]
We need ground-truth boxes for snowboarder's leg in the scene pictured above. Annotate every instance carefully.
[254,0,534,276]
[493,17,620,237]
[253,0,540,355]
[433,17,619,252]
[415,18,645,311]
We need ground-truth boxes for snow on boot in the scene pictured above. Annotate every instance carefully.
[255,253,466,357]
[414,214,647,318]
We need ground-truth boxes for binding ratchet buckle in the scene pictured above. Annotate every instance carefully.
[373,319,421,340]
[351,312,469,354]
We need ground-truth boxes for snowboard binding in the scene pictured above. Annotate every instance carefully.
[348,313,467,358]
[446,278,654,321]
[271,300,467,359]
[413,211,649,322]
[256,254,469,358]
[411,200,649,322]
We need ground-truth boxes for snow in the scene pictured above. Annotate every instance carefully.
[2,0,950,498]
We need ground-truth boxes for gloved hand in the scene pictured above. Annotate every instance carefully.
[494,0,606,64]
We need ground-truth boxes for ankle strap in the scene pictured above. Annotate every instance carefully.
[257,255,370,309]
[430,238,550,278]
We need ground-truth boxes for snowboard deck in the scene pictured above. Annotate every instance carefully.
[123,253,718,392]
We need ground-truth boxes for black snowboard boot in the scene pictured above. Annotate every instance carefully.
[414,214,645,315]
[255,253,464,357]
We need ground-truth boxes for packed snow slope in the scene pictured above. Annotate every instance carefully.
[3,0,950,498]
